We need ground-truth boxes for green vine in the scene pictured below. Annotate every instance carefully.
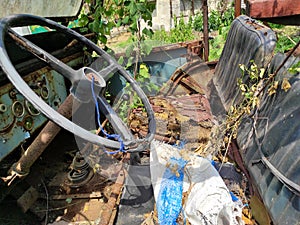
[117,63,159,123]
[78,0,155,45]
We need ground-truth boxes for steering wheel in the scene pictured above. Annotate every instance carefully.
[0,14,155,152]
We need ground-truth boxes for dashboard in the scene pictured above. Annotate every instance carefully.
[0,30,85,161]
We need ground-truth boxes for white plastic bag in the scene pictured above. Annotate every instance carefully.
[150,140,244,225]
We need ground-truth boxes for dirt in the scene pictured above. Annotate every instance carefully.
[0,130,124,225]
[129,93,213,152]
[106,30,132,53]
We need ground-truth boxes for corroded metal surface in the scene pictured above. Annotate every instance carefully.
[158,60,215,96]
[129,93,213,151]
[246,0,300,18]
[246,0,300,25]
[129,59,215,151]
[0,55,84,161]
[98,169,125,225]
[0,67,69,161]
[10,94,80,177]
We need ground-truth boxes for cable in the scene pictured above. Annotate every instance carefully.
[91,76,125,154]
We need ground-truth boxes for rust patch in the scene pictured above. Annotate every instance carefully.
[129,93,213,151]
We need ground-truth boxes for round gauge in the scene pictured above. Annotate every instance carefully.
[0,99,15,133]
[25,100,40,116]
[12,101,25,117]
[23,115,34,131]
[40,86,49,99]
[0,104,7,112]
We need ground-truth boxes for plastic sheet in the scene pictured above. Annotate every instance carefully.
[150,140,244,225]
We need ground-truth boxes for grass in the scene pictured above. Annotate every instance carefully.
[107,15,299,61]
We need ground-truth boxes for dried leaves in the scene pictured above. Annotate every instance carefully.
[281,77,291,92]
[249,195,271,225]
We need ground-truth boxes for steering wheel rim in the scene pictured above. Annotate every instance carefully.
[0,14,156,151]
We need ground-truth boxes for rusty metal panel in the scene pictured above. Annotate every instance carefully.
[0,69,67,161]
[0,0,82,19]
[245,0,300,25]
[237,53,300,225]
[246,0,300,18]
[211,15,276,113]
[0,56,83,161]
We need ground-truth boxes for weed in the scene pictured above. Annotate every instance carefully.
[115,63,159,123]
[152,15,195,43]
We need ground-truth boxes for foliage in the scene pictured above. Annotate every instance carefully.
[171,15,195,42]
[224,61,264,140]
[192,13,203,33]
[77,1,158,125]
[225,59,293,141]
[78,0,155,44]
[274,30,300,53]
[193,6,234,61]
[193,7,234,32]
[209,25,231,61]
[266,23,300,53]
[152,15,195,43]
[237,61,265,111]
[288,61,300,74]
[268,23,285,29]
[117,63,159,122]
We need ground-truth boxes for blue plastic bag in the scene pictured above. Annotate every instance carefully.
[157,157,187,225]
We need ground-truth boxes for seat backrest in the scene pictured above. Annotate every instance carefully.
[211,15,276,113]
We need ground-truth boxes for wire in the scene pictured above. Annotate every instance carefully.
[91,76,125,154]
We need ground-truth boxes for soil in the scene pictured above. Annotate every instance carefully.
[0,131,123,225]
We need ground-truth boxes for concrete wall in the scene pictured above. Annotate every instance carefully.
[151,0,236,31]
[152,0,203,31]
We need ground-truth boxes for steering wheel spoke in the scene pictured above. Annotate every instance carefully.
[90,58,120,81]
[8,28,108,103]
[8,27,77,81]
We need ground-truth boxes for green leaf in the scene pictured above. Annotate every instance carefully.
[78,14,89,27]
[141,42,153,55]
[118,56,124,65]
[98,35,107,44]
[139,64,150,78]
[125,44,134,57]
[79,27,89,33]
[124,0,131,6]
[129,20,138,32]
[118,8,124,18]
[136,3,145,11]
[129,2,137,15]
[126,56,134,68]
[116,19,122,27]
[122,16,130,24]
[142,27,153,37]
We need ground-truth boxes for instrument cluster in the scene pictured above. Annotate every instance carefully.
[0,68,67,160]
